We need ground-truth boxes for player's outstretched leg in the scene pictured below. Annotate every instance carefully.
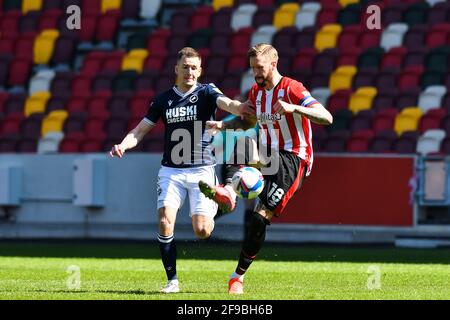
[228,212,270,294]
[198,180,236,213]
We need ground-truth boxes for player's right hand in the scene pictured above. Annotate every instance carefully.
[238,100,256,120]
[206,121,224,136]
[110,144,124,158]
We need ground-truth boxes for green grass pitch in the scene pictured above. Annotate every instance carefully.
[0,241,449,300]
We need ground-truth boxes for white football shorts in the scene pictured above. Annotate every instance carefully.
[156,165,218,218]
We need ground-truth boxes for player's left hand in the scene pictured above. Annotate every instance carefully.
[273,99,296,115]
[206,120,224,136]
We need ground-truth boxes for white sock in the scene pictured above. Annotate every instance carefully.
[169,279,179,285]
[230,272,244,280]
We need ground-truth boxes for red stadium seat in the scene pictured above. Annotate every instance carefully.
[346,130,374,153]
[372,108,398,132]
[95,10,121,43]
[8,58,32,87]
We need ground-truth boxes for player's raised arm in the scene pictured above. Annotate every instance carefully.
[216,96,256,120]
[273,99,333,125]
[109,119,154,158]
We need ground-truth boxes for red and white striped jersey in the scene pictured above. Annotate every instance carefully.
[248,77,318,176]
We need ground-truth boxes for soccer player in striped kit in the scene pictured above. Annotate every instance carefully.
[199,44,333,294]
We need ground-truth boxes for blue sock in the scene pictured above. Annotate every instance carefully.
[157,234,177,281]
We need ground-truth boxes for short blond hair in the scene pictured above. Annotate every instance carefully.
[177,47,202,63]
[247,43,278,61]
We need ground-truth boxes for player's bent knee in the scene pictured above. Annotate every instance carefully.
[194,228,211,239]
[158,217,174,235]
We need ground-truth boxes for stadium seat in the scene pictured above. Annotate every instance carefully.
[96,10,120,43]
[250,25,276,47]
[420,70,445,89]
[273,2,299,30]
[380,23,408,52]
[398,66,424,91]
[211,7,233,34]
[403,24,428,49]
[45,96,68,114]
[427,2,450,26]
[358,47,384,70]
[24,92,51,117]
[29,70,56,95]
[19,11,40,33]
[417,85,447,113]
[416,129,446,155]
[113,71,137,92]
[380,47,406,71]
[337,25,361,50]
[8,58,32,87]
[329,65,357,93]
[212,0,233,12]
[396,89,420,110]
[327,89,352,114]
[22,0,42,13]
[295,2,321,30]
[21,113,45,139]
[311,87,330,107]
[41,110,68,136]
[369,130,397,154]
[373,70,397,93]
[322,130,350,152]
[291,48,317,72]
[337,3,361,27]
[38,9,63,31]
[391,131,419,154]
[240,70,254,95]
[348,87,377,114]
[346,130,374,153]
[101,0,121,13]
[394,107,423,135]
[37,131,64,154]
[328,109,353,132]
[33,29,60,65]
[252,7,275,29]
[314,24,342,52]
[372,108,398,132]
[403,2,429,26]
[139,0,161,20]
[231,4,257,32]
[230,27,254,55]
[121,49,148,73]
[352,69,377,90]
[316,6,339,28]
[350,109,375,132]
[419,108,446,133]
[425,46,450,71]
[51,35,78,66]
[425,23,450,48]
[15,32,37,60]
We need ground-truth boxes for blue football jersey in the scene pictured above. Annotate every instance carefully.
[144,83,224,168]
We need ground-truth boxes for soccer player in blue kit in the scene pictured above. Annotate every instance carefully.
[110,47,254,293]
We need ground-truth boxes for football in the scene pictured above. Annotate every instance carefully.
[231,166,265,199]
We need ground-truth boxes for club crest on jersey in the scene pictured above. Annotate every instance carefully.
[189,95,198,103]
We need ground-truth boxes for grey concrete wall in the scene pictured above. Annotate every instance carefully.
[0,154,246,240]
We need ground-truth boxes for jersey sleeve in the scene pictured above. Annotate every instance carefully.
[144,99,162,125]
[206,83,224,108]
[287,81,321,108]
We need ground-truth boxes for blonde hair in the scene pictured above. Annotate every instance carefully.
[177,47,202,63]
[247,43,278,61]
